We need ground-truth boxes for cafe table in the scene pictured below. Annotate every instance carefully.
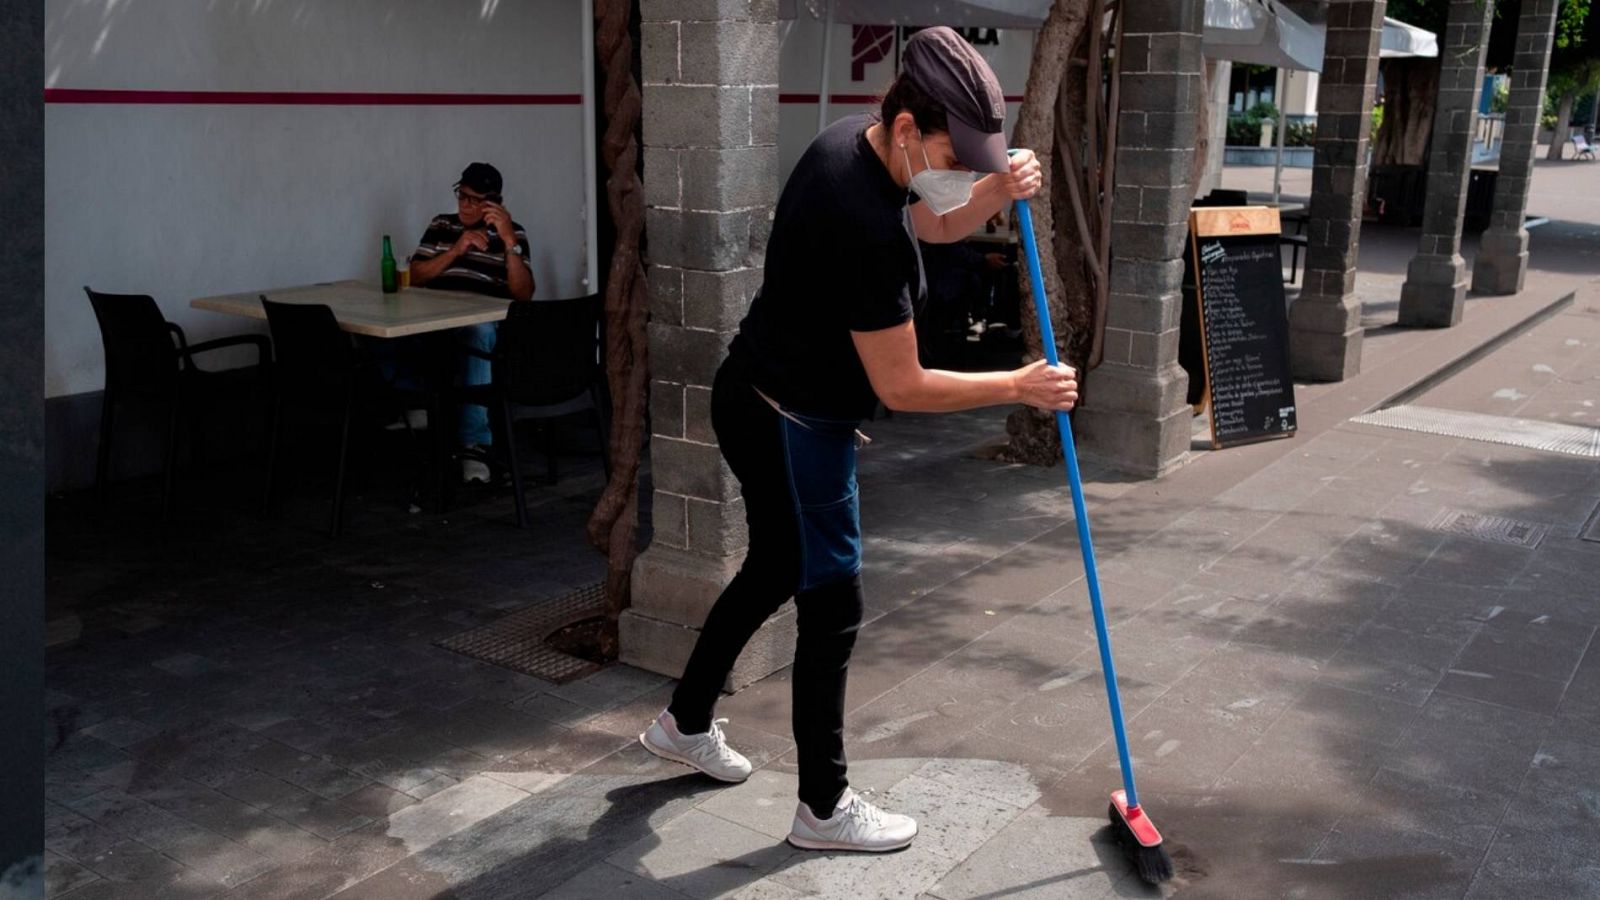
[190,279,508,338]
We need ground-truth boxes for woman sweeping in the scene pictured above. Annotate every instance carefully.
[639,27,1077,852]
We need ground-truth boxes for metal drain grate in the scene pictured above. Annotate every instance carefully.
[436,583,607,684]
[1428,509,1549,549]
[1351,405,1600,458]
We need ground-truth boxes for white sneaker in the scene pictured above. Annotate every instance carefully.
[461,447,491,484]
[638,710,752,783]
[787,788,918,852]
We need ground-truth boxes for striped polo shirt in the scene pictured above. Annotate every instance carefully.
[409,213,531,299]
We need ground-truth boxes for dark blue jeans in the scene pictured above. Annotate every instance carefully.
[669,354,866,819]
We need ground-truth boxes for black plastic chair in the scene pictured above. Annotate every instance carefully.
[457,296,610,528]
[85,287,270,515]
[260,297,447,537]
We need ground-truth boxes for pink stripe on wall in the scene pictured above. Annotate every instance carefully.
[43,89,582,105]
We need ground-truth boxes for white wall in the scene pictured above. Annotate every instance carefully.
[777,18,1034,180]
[1281,69,1319,118]
[45,0,593,399]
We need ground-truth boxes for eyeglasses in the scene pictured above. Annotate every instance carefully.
[455,189,502,206]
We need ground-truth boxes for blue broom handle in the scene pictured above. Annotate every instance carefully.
[1013,197,1140,810]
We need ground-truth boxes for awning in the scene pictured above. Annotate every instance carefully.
[778,0,1439,70]
[1380,16,1439,58]
[777,0,1052,29]
[1204,0,1323,72]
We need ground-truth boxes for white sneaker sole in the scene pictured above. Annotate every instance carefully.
[637,731,749,783]
[785,832,916,853]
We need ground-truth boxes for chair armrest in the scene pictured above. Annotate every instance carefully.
[187,333,271,363]
[167,321,191,353]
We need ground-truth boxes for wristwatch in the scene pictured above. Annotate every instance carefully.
[508,244,524,258]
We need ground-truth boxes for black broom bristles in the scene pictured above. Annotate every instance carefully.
[1109,803,1175,885]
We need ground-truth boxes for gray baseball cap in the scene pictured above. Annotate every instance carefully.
[900,27,1010,173]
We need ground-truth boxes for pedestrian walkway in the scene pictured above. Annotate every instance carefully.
[42,159,1600,899]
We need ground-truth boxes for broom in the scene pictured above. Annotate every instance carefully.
[1013,192,1175,886]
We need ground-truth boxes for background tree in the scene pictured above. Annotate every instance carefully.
[587,0,649,657]
[1004,0,1119,464]
[1546,0,1599,158]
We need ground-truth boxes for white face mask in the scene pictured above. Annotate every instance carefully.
[902,135,978,216]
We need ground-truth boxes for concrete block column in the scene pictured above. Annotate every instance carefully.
[621,0,790,689]
[1473,0,1560,295]
[1074,0,1203,479]
[1288,0,1386,381]
[1398,0,1495,327]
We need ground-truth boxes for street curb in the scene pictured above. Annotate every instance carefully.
[1367,290,1578,413]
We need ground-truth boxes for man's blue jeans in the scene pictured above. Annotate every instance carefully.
[371,322,496,447]
[457,322,495,447]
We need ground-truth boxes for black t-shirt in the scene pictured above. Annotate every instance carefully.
[731,114,919,420]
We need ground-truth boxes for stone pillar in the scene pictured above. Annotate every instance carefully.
[1074,0,1203,478]
[1197,58,1232,198]
[1473,0,1560,295]
[1288,0,1386,381]
[1397,0,1495,327]
[621,0,791,689]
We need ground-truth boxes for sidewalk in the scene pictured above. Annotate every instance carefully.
[42,161,1600,899]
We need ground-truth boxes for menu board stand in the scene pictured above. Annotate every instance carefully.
[1188,206,1298,450]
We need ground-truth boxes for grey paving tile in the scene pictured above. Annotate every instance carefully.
[722,879,811,899]
[1359,767,1514,852]
[152,652,215,678]
[1311,824,1482,900]
[511,690,602,728]
[1386,694,1552,794]
[212,770,307,811]
[1435,664,1568,716]
[222,821,411,900]
[694,769,800,842]
[607,808,796,899]
[398,774,711,898]
[540,862,695,899]
[45,850,101,898]
[1451,613,1595,683]
[926,807,1129,900]
[383,774,530,850]
[45,803,129,867]
[1321,638,1453,707]
[1411,538,1536,589]
[64,789,214,853]
[1216,722,1384,803]
[264,788,374,841]
[79,717,162,749]
[72,837,187,883]
[1269,683,1422,749]
[872,772,1032,863]
[160,829,276,888]
[335,782,418,820]
[434,699,571,763]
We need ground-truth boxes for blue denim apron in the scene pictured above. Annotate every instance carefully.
[761,391,869,592]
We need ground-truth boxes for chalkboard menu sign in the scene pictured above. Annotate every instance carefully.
[1188,207,1298,449]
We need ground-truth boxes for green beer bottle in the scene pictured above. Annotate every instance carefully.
[381,235,398,294]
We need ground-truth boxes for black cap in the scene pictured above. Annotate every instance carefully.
[454,162,503,196]
[901,27,1010,174]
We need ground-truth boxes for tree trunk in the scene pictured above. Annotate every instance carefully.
[587,0,650,659]
[1547,89,1576,159]
[1372,58,1440,167]
[1001,0,1093,466]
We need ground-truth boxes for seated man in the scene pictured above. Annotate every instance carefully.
[409,162,535,482]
